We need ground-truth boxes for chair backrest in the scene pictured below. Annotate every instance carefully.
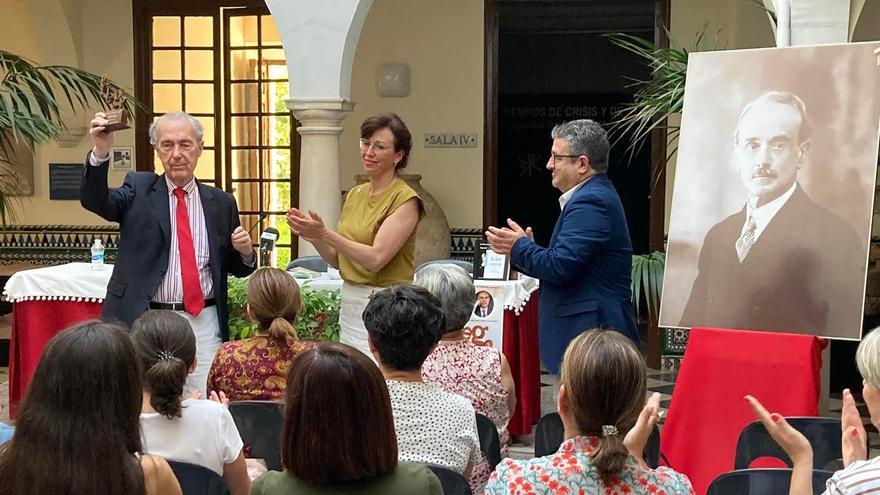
[416,259,474,274]
[534,412,660,468]
[475,413,502,469]
[707,468,834,495]
[734,417,841,470]
[426,465,473,495]
[286,255,328,272]
[228,400,284,471]
[167,460,230,495]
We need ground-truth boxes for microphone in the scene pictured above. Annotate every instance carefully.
[246,212,268,235]
[259,227,280,267]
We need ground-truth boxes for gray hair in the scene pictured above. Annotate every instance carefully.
[413,263,476,332]
[734,90,812,145]
[551,119,610,172]
[857,326,880,389]
[149,112,204,146]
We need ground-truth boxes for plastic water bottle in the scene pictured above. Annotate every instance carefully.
[91,238,105,270]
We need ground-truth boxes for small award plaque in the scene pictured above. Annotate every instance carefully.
[100,75,130,132]
[472,241,511,281]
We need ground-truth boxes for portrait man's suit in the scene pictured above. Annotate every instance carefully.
[511,173,638,374]
[680,186,866,338]
[474,300,494,317]
[80,157,256,339]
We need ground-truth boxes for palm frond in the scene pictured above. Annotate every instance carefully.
[631,251,666,325]
[603,29,719,170]
[0,50,145,228]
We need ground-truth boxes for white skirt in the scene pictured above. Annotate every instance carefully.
[339,281,380,359]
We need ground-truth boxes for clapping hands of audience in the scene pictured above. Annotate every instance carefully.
[841,388,868,466]
[624,392,662,464]
[744,395,813,466]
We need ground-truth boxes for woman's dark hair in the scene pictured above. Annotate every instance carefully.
[360,113,412,170]
[247,267,302,346]
[362,284,445,371]
[561,329,646,485]
[282,342,397,484]
[131,310,197,419]
[0,321,146,495]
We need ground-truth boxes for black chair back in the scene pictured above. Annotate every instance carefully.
[734,417,841,469]
[228,400,284,471]
[707,468,834,495]
[286,255,328,272]
[426,465,472,495]
[534,412,660,468]
[475,413,502,469]
[416,259,474,274]
[167,460,229,495]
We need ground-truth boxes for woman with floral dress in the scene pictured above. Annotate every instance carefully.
[485,329,694,495]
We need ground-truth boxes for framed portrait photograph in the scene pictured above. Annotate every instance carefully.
[473,242,510,281]
[111,147,133,171]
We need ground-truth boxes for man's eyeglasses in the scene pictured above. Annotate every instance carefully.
[359,138,393,153]
[549,153,580,164]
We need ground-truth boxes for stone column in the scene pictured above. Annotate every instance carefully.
[287,98,354,257]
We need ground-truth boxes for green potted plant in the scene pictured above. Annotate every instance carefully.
[0,50,136,228]
[226,275,341,342]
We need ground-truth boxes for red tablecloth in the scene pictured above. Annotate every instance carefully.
[9,299,103,418]
[503,298,541,436]
[660,327,826,495]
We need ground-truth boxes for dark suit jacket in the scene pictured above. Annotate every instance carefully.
[511,173,638,374]
[474,301,494,317]
[680,186,866,338]
[80,156,256,339]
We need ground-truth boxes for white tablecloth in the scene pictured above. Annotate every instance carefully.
[4,263,539,310]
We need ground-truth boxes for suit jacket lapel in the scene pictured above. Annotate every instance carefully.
[197,181,221,281]
[151,176,171,242]
[550,174,603,245]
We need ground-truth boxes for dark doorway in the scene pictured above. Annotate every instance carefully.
[492,1,655,255]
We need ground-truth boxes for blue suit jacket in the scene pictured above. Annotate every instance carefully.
[511,173,638,374]
[80,156,256,339]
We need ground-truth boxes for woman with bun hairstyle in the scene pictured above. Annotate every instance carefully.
[0,320,181,495]
[133,310,250,495]
[208,267,316,400]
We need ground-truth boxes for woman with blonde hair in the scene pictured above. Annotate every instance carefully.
[748,325,880,494]
[208,267,316,400]
[486,329,694,494]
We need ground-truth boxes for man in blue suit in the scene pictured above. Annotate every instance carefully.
[487,119,637,374]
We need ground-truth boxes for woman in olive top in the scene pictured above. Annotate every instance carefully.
[286,113,422,357]
[250,342,443,495]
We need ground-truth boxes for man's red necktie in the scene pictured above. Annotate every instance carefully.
[173,188,204,316]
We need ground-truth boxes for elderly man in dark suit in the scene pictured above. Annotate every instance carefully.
[81,111,256,393]
[487,119,638,375]
[680,91,866,337]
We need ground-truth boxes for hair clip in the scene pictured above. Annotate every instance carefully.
[601,425,619,437]
[157,350,175,361]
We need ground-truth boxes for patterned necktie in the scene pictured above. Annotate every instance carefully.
[173,187,205,316]
[735,215,757,263]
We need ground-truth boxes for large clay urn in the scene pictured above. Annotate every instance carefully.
[355,173,451,266]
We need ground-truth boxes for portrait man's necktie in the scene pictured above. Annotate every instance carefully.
[735,215,757,263]
[174,188,205,315]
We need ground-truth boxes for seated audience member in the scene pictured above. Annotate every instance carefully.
[747,326,880,495]
[415,263,516,492]
[251,342,443,494]
[0,321,181,495]
[132,311,250,495]
[486,329,695,494]
[363,284,481,478]
[208,267,315,401]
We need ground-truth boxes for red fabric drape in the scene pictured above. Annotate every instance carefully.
[660,327,826,495]
[9,300,103,418]
[503,296,541,436]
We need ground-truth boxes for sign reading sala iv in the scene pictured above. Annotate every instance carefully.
[423,133,478,148]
